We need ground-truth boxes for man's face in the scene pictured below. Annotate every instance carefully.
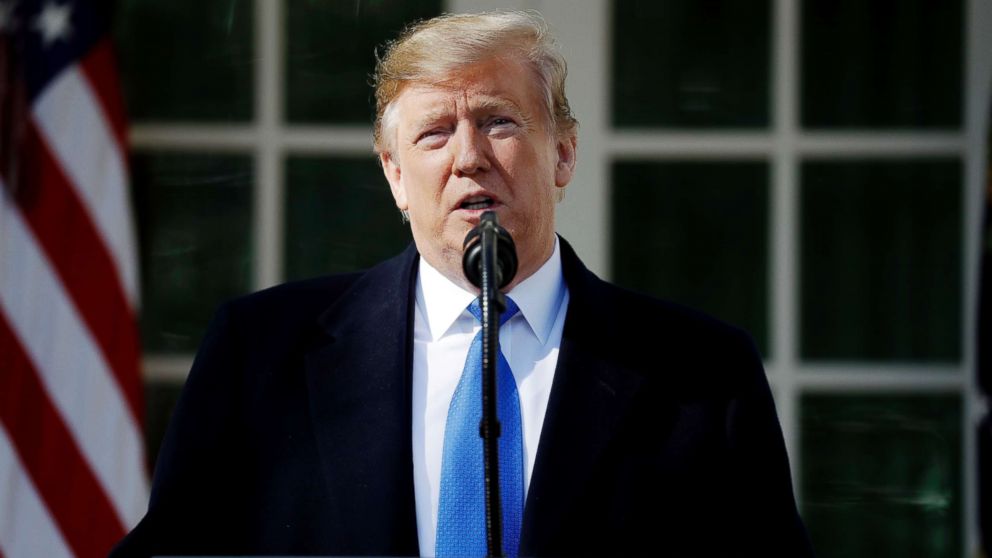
[380,57,576,291]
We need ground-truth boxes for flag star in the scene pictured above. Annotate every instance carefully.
[32,1,72,47]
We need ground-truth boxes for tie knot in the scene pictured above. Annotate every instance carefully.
[467,296,519,327]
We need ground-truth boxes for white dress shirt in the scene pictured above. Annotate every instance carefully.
[411,238,569,557]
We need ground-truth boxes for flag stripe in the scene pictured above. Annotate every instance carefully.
[0,313,125,558]
[0,194,148,528]
[78,38,128,156]
[33,64,138,305]
[11,122,143,425]
[2,3,149,554]
[0,425,73,558]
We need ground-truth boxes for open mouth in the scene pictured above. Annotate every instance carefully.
[460,195,496,211]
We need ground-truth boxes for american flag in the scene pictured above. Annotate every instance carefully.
[0,1,148,556]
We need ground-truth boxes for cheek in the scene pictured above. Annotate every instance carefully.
[400,157,446,206]
[520,138,557,175]
[493,142,541,185]
[422,153,455,193]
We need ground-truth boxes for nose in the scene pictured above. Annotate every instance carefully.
[451,124,491,176]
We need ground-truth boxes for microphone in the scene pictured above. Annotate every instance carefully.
[462,211,518,290]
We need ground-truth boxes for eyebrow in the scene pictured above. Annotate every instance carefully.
[410,95,525,132]
[410,109,450,133]
[473,96,523,116]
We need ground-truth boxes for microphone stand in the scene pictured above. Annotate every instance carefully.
[463,211,517,558]
[478,215,505,558]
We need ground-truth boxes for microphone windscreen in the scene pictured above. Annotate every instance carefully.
[462,211,517,289]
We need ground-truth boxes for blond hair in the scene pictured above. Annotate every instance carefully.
[372,10,578,154]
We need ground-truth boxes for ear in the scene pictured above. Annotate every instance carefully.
[380,151,408,210]
[554,134,577,188]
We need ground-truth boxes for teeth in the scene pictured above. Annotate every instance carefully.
[461,196,494,210]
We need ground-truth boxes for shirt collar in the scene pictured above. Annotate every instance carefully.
[416,237,566,344]
[417,255,476,342]
[504,237,565,344]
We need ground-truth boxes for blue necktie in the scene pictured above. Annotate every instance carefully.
[436,297,524,558]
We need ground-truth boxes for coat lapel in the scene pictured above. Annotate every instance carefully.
[519,239,646,556]
[304,244,420,555]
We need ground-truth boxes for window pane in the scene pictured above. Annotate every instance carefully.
[612,0,771,128]
[801,394,962,557]
[115,0,254,122]
[285,0,441,124]
[801,0,962,129]
[284,156,412,280]
[800,160,961,362]
[611,161,769,353]
[144,380,183,470]
[132,152,253,353]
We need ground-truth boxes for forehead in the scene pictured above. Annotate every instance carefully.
[393,58,544,124]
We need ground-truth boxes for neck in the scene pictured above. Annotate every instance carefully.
[419,235,556,294]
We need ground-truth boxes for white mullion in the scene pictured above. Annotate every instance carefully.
[282,127,376,154]
[130,124,258,150]
[255,0,283,290]
[605,131,962,158]
[607,132,773,158]
[962,0,992,554]
[797,366,965,392]
[142,355,196,383]
[772,0,801,492]
[534,0,611,278]
[797,133,964,157]
[131,124,383,154]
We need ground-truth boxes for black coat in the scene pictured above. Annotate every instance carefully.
[112,238,814,557]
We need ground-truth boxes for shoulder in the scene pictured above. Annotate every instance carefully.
[559,235,756,357]
[188,272,363,370]
[605,281,753,354]
[224,272,363,325]
[560,241,761,397]
[218,243,418,339]
[188,244,419,373]
[588,279,757,363]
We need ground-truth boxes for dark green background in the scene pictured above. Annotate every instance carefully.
[611,160,769,354]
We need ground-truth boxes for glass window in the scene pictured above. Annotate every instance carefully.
[144,380,184,468]
[800,159,961,362]
[131,152,254,353]
[285,0,441,124]
[611,161,769,353]
[801,0,962,129]
[801,394,962,557]
[114,0,255,122]
[612,0,771,128]
[284,156,412,280]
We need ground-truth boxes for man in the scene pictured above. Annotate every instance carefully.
[113,11,813,557]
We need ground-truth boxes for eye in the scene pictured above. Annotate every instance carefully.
[485,116,518,135]
[415,128,450,147]
[418,128,442,140]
